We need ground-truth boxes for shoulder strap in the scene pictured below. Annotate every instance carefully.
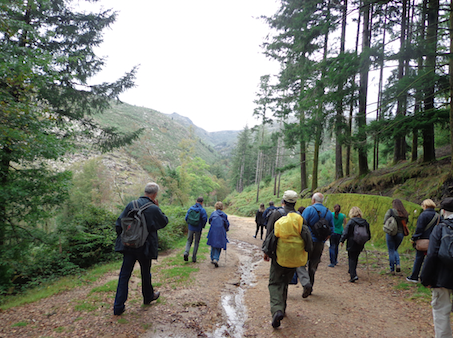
[424,213,440,232]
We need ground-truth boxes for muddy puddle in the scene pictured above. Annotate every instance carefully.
[208,239,263,338]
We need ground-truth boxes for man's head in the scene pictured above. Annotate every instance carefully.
[196,196,204,204]
[282,190,298,208]
[440,198,453,218]
[144,182,159,199]
[269,201,274,207]
[312,192,324,205]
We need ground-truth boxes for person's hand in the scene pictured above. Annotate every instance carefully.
[340,242,344,248]
[263,253,270,262]
[153,198,159,206]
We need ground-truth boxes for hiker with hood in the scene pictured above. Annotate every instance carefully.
[183,197,208,263]
[207,201,230,267]
[340,207,371,283]
[254,203,266,239]
[421,197,453,338]
[262,190,311,329]
[263,201,277,229]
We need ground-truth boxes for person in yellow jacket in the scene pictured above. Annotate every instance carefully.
[263,190,309,329]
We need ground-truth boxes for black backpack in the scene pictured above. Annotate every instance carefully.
[439,223,453,269]
[311,208,331,241]
[353,220,369,246]
[120,200,153,248]
[262,209,286,259]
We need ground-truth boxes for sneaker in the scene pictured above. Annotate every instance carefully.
[213,260,219,268]
[349,276,359,283]
[406,277,418,283]
[302,284,312,298]
[183,254,188,262]
[113,306,125,316]
[328,263,335,268]
[253,235,256,238]
[144,291,160,305]
[396,265,401,272]
[271,310,284,328]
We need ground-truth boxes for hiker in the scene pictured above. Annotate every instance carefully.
[263,190,309,328]
[254,203,265,239]
[340,207,371,282]
[383,199,409,274]
[407,199,440,283]
[300,192,334,297]
[207,201,230,267]
[263,201,277,229]
[113,182,169,316]
[183,197,208,263]
[420,197,453,338]
[329,204,346,267]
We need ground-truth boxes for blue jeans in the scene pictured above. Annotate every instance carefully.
[113,251,153,315]
[386,233,404,271]
[329,233,341,265]
[184,230,201,261]
[409,249,426,280]
[210,247,222,261]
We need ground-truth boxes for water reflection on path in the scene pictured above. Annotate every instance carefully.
[208,239,263,338]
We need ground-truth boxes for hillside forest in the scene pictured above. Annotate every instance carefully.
[2,0,453,299]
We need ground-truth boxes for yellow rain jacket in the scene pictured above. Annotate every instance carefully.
[274,212,307,268]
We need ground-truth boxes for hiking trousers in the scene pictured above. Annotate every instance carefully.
[268,259,296,315]
[307,241,325,287]
[431,287,453,338]
[184,230,201,261]
[113,251,153,315]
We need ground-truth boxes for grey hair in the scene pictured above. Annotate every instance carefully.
[312,192,323,203]
[144,182,159,195]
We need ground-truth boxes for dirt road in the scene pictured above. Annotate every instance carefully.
[0,215,435,337]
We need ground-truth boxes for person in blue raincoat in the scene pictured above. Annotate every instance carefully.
[207,201,230,268]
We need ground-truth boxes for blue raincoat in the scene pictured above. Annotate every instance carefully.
[207,210,230,250]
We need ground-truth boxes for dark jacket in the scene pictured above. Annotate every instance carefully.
[384,208,408,235]
[185,203,208,232]
[301,203,335,242]
[420,218,453,289]
[255,210,265,225]
[340,217,371,252]
[115,196,169,259]
[412,207,439,240]
[263,206,277,225]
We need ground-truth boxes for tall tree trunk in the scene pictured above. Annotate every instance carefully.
[300,110,307,191]
[357,1,370,176]
[394,0,408,163]
[422,0,439,162]
[335,0,347,179]
[413,0,427,162]
[450,0,453,174]
[346,3,361,176]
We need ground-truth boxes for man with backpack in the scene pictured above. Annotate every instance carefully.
[421,197,453,338]
[183,197,208,263]
[263,190,310,329]
[263,201,277,229]
[298,192,334,298]
[113,182,169,316]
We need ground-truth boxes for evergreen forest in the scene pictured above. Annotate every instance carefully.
[2,0,453,301]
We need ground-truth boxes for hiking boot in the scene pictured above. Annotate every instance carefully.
[114,306,125,316]
[144,291,160,305]
[192,257,196,263]
[328,263,335,267]
[213,260,219,268]
[302,284,312,298]
[349,276,359,283]
[396,265,401,272]
[271,310,284,328]
[406,276,418,283]
[183,253,188,262]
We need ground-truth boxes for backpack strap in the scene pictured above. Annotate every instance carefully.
[424,213,440,232]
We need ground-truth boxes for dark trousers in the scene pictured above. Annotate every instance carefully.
[307,241,325,287]
[348,250,361,279]
[255,223,265,239]
[329,233,341,265]
[268,259,296,315]
[409,249,426,280]
[113,251,153,315]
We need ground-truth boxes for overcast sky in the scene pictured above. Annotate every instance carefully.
[83,0,281,132]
